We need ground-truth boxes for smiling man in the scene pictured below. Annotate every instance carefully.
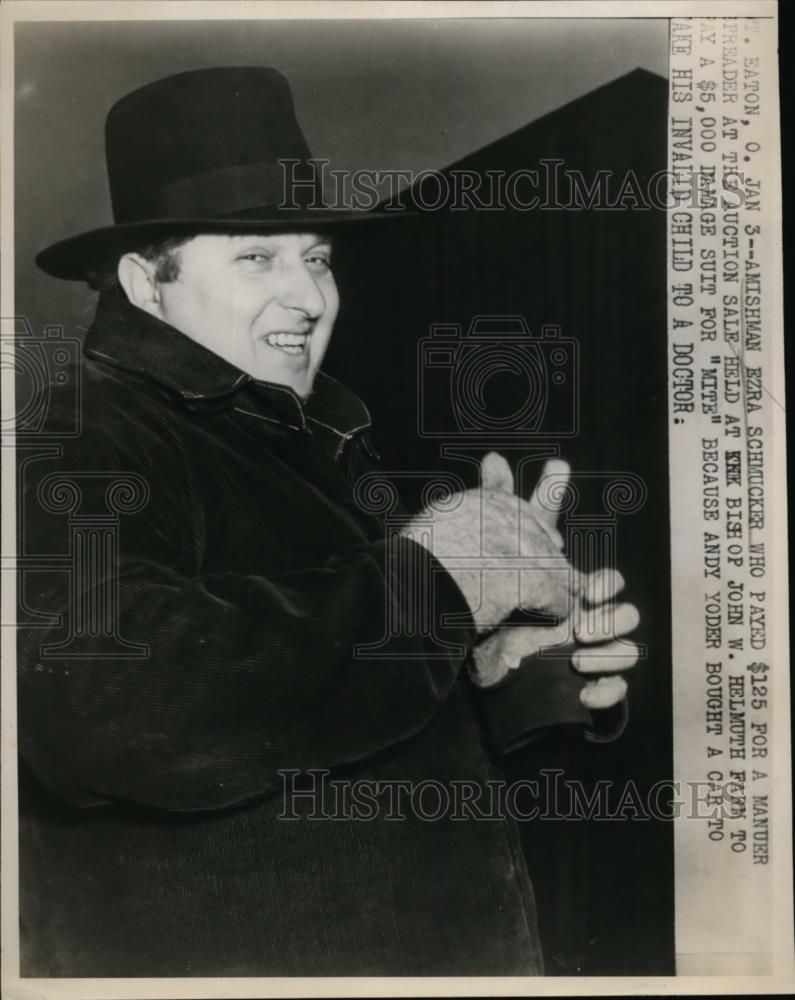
[19,67,639,977]
[117,232,338,394]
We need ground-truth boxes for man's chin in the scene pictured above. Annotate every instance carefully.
[250,357,315,399]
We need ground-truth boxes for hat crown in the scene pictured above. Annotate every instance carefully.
[105,67,315,224]
[36,65,392,283]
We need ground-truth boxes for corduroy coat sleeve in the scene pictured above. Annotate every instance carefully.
[17,387,477,814]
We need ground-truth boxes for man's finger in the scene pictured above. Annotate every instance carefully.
[480,451,514,494]
[572,639,640,673]
[573,602,640,644]
[583,568,625,606]
[528,459,571,533]
[579,675,627,710]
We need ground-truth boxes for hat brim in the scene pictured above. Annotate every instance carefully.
[36,208,416,282]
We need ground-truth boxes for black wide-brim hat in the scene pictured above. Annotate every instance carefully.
[37,67,406,281]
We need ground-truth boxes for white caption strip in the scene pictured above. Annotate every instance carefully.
[668,14,790,978]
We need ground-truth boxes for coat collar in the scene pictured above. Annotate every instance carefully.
[84,292,372,440]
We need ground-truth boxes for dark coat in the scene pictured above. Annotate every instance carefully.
[16,293,591,977]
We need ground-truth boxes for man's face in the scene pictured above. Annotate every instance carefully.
[152,232,338,398]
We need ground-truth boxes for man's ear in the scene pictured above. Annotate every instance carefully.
[117,253,162,317]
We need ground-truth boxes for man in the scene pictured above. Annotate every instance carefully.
[19,67,639,976]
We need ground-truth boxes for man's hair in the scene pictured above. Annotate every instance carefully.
[86,235,190,293]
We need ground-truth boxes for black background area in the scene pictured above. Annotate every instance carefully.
[326,68,674,976]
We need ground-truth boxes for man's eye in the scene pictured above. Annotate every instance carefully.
[304,254,331,273]
[238,253,272,263]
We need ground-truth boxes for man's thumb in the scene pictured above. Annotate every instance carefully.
[480,451,514,493]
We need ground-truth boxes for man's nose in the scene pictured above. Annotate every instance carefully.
[275,261,326,320]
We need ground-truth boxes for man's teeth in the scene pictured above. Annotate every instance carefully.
[265,332,309,354]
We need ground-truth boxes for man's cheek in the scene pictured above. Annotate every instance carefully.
[325,284,340,321]
[312,326,334,366]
